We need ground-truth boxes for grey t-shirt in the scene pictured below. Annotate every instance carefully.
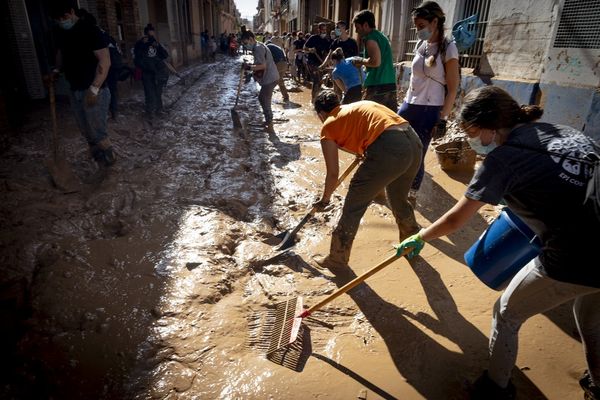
[466,123,599,287]
[252,42,279,86]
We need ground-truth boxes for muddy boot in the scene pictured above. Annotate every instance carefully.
[580,370,600,400]
[265,122,275,134]
[97,138,117,167]
[314,235,353,279]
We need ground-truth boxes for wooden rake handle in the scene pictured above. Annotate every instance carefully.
[301,249,410,318]
[286,156,361,239]
[234,64,245,107]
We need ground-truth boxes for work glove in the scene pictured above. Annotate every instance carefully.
[85,86,100,108]
[394,233,425,259]
[431,119,447,140]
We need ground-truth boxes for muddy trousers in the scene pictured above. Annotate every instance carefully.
[488,258,600,388]
[258,81,277,124]
[329,125,422,265]
[275,61,289,101]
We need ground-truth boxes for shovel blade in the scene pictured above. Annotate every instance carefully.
[44,157,81,193]
[275,231,296,251]
[231,108,242,129]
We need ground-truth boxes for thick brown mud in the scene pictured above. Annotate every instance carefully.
[0,56,585,399]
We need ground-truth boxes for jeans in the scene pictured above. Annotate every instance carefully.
[69,87,110,146]
[398,102,442,191]
[258,81,277,124]
[488,258,600,388]
[363,83,398,112]
[332,125,422,261]
[142,70,167,114]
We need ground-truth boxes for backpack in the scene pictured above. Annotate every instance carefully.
[452,14,479,52]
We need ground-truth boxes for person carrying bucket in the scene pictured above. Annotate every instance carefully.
[394,85,600,399]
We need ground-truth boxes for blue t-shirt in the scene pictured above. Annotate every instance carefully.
[466,123,600,287]
[266,43,286,63]
[332,59,364,90]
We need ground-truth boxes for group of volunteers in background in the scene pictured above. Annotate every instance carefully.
[48,0,600,397]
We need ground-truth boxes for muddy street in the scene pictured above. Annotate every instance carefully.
[0,55,587,399]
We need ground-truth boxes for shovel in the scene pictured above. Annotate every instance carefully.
[231,65,245,129]
[44,80,80,193]
[273,156,361,251]
[253,250,410,357]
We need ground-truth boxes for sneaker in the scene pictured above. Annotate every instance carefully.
[580,370,600,400]
[471,371,516,400]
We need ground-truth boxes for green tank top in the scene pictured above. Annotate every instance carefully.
[362,29,395,86]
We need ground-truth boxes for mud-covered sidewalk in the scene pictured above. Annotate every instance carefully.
[0,56,586,399]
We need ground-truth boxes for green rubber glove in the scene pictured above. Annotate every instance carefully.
[395,233,425,259]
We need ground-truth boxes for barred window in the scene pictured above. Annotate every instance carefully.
[553,0,600,49]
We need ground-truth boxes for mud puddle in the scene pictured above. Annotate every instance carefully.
[0,54,586,400]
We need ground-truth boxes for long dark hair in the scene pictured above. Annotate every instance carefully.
[458,86,544,130]
[412,1,446,67]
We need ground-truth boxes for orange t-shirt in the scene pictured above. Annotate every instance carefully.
[320,100,408,155]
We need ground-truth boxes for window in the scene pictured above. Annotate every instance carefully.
[553,0,600,49]
[115,1,124,42]
[402,0,422,62]
[458,0,491,69]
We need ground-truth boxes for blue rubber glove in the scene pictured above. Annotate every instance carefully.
[395,233,425,259]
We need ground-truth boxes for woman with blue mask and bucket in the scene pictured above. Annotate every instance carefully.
[395,85,600,400]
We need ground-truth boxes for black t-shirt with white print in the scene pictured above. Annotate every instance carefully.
[56,19,108,91]
[466,123,599,288]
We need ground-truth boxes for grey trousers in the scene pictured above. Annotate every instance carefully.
[258,80,277,124]
[331,125,422,261]
[489,258,600,388]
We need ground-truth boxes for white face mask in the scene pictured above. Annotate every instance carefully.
[467,133,498,155]
[416,27,432,41]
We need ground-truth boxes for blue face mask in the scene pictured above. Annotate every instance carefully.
[59,18,75,30]
[467,134,498,155]
[335,28,342,36]
[416,27,432,41]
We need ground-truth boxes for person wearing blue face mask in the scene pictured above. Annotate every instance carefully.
[318,21,359,70]
[50,0,115,168]
[396,85,600,400]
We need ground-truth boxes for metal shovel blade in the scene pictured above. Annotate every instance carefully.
[231,108,242,129]
[275,230,297,251]
[44,156,80,193]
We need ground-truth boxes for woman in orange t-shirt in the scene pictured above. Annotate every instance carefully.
[313,90,423,278]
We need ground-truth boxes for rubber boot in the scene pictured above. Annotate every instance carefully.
[314,234,353,279]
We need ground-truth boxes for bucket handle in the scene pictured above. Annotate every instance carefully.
[529,235,539,246]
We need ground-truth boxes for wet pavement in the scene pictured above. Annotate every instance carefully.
[0,55,586,399]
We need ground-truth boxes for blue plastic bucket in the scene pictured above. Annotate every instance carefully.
[464,208,541,290]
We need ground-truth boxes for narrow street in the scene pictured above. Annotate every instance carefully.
[0,55,586,399]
